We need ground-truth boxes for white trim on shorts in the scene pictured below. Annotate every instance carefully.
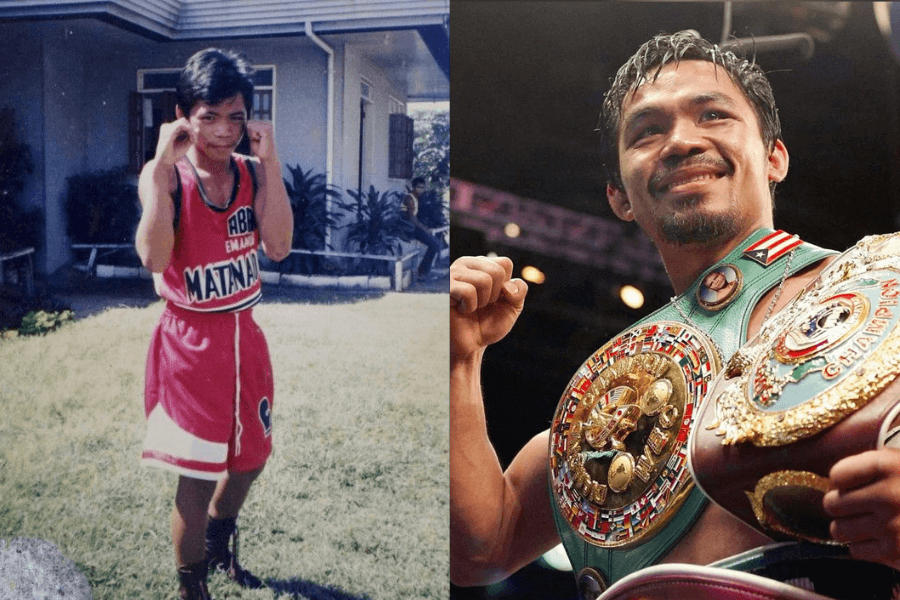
[140,402,229,481]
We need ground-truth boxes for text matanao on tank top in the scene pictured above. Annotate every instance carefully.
[157,155,262,312]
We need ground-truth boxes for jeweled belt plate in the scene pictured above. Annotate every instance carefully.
[549,321,721,548]
[691,233,900,543]
[708,234,900,447]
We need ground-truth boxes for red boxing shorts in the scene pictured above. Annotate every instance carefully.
[141,303,274,480]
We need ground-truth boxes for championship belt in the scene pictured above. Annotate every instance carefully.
[547,229,836,594]
[549,321,721,564]
[691,232,900,545]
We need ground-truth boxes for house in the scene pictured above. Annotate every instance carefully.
[0,0,449,275]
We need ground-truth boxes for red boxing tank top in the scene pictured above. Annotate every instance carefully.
[155,155,262,312]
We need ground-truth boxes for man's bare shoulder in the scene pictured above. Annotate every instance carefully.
[517,430,550,467]
[138,158,179,199]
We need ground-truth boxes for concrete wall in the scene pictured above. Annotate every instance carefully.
[0,19,150,272]
[42,22,95,274]
[333,42,411,251]
[339,43,410,198]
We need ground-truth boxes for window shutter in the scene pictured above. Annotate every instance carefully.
[389,113,414,179]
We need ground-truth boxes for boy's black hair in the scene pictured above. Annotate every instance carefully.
[411,176,427,187]
[176,48,255,116]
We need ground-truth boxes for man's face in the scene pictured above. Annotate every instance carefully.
[414,183,426,196]
[608,60,787,247]
[704,271,727,291]
[187,94,248,161]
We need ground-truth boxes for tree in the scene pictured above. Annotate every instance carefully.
[410,106,449,229]
[411,107,449,192]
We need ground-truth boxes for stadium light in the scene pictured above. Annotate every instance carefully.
[620,284,644,309]
[521,265,545,284]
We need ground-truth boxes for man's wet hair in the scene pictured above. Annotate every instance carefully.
[176,48,255,117]
[599,31,782,192]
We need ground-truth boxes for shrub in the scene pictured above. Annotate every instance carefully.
[64,166,139,244]
[0,107,41,253]
[0,293,73,335]
[17,309,73,336]
[284,164,343,252]
[343,186,406,258]
[279,165,345,274]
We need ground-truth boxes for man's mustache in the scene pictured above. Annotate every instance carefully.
[649,156,733,195]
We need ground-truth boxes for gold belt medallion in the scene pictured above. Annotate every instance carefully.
[549,321,720,548]
[709,233,900,447]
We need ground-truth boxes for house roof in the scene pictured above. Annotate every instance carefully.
[0,0,449,94]
[0,1,449,39]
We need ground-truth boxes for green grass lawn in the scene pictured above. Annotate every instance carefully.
[0,292,448,599]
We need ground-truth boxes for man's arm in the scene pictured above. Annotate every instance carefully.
[135,118,192,272]
[247,121,292,262]
[401,193,431,233]
[450,256,561,586]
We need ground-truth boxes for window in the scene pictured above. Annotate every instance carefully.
[389,96,413,180]
[130,66,276,173]
[136,66,276,121]
[254,90,273,121]
[389,96,405,115]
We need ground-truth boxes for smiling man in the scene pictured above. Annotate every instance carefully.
[450,32,900,599]
[135,48,292,600]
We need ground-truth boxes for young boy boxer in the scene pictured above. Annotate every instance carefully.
[135,48,292,600]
